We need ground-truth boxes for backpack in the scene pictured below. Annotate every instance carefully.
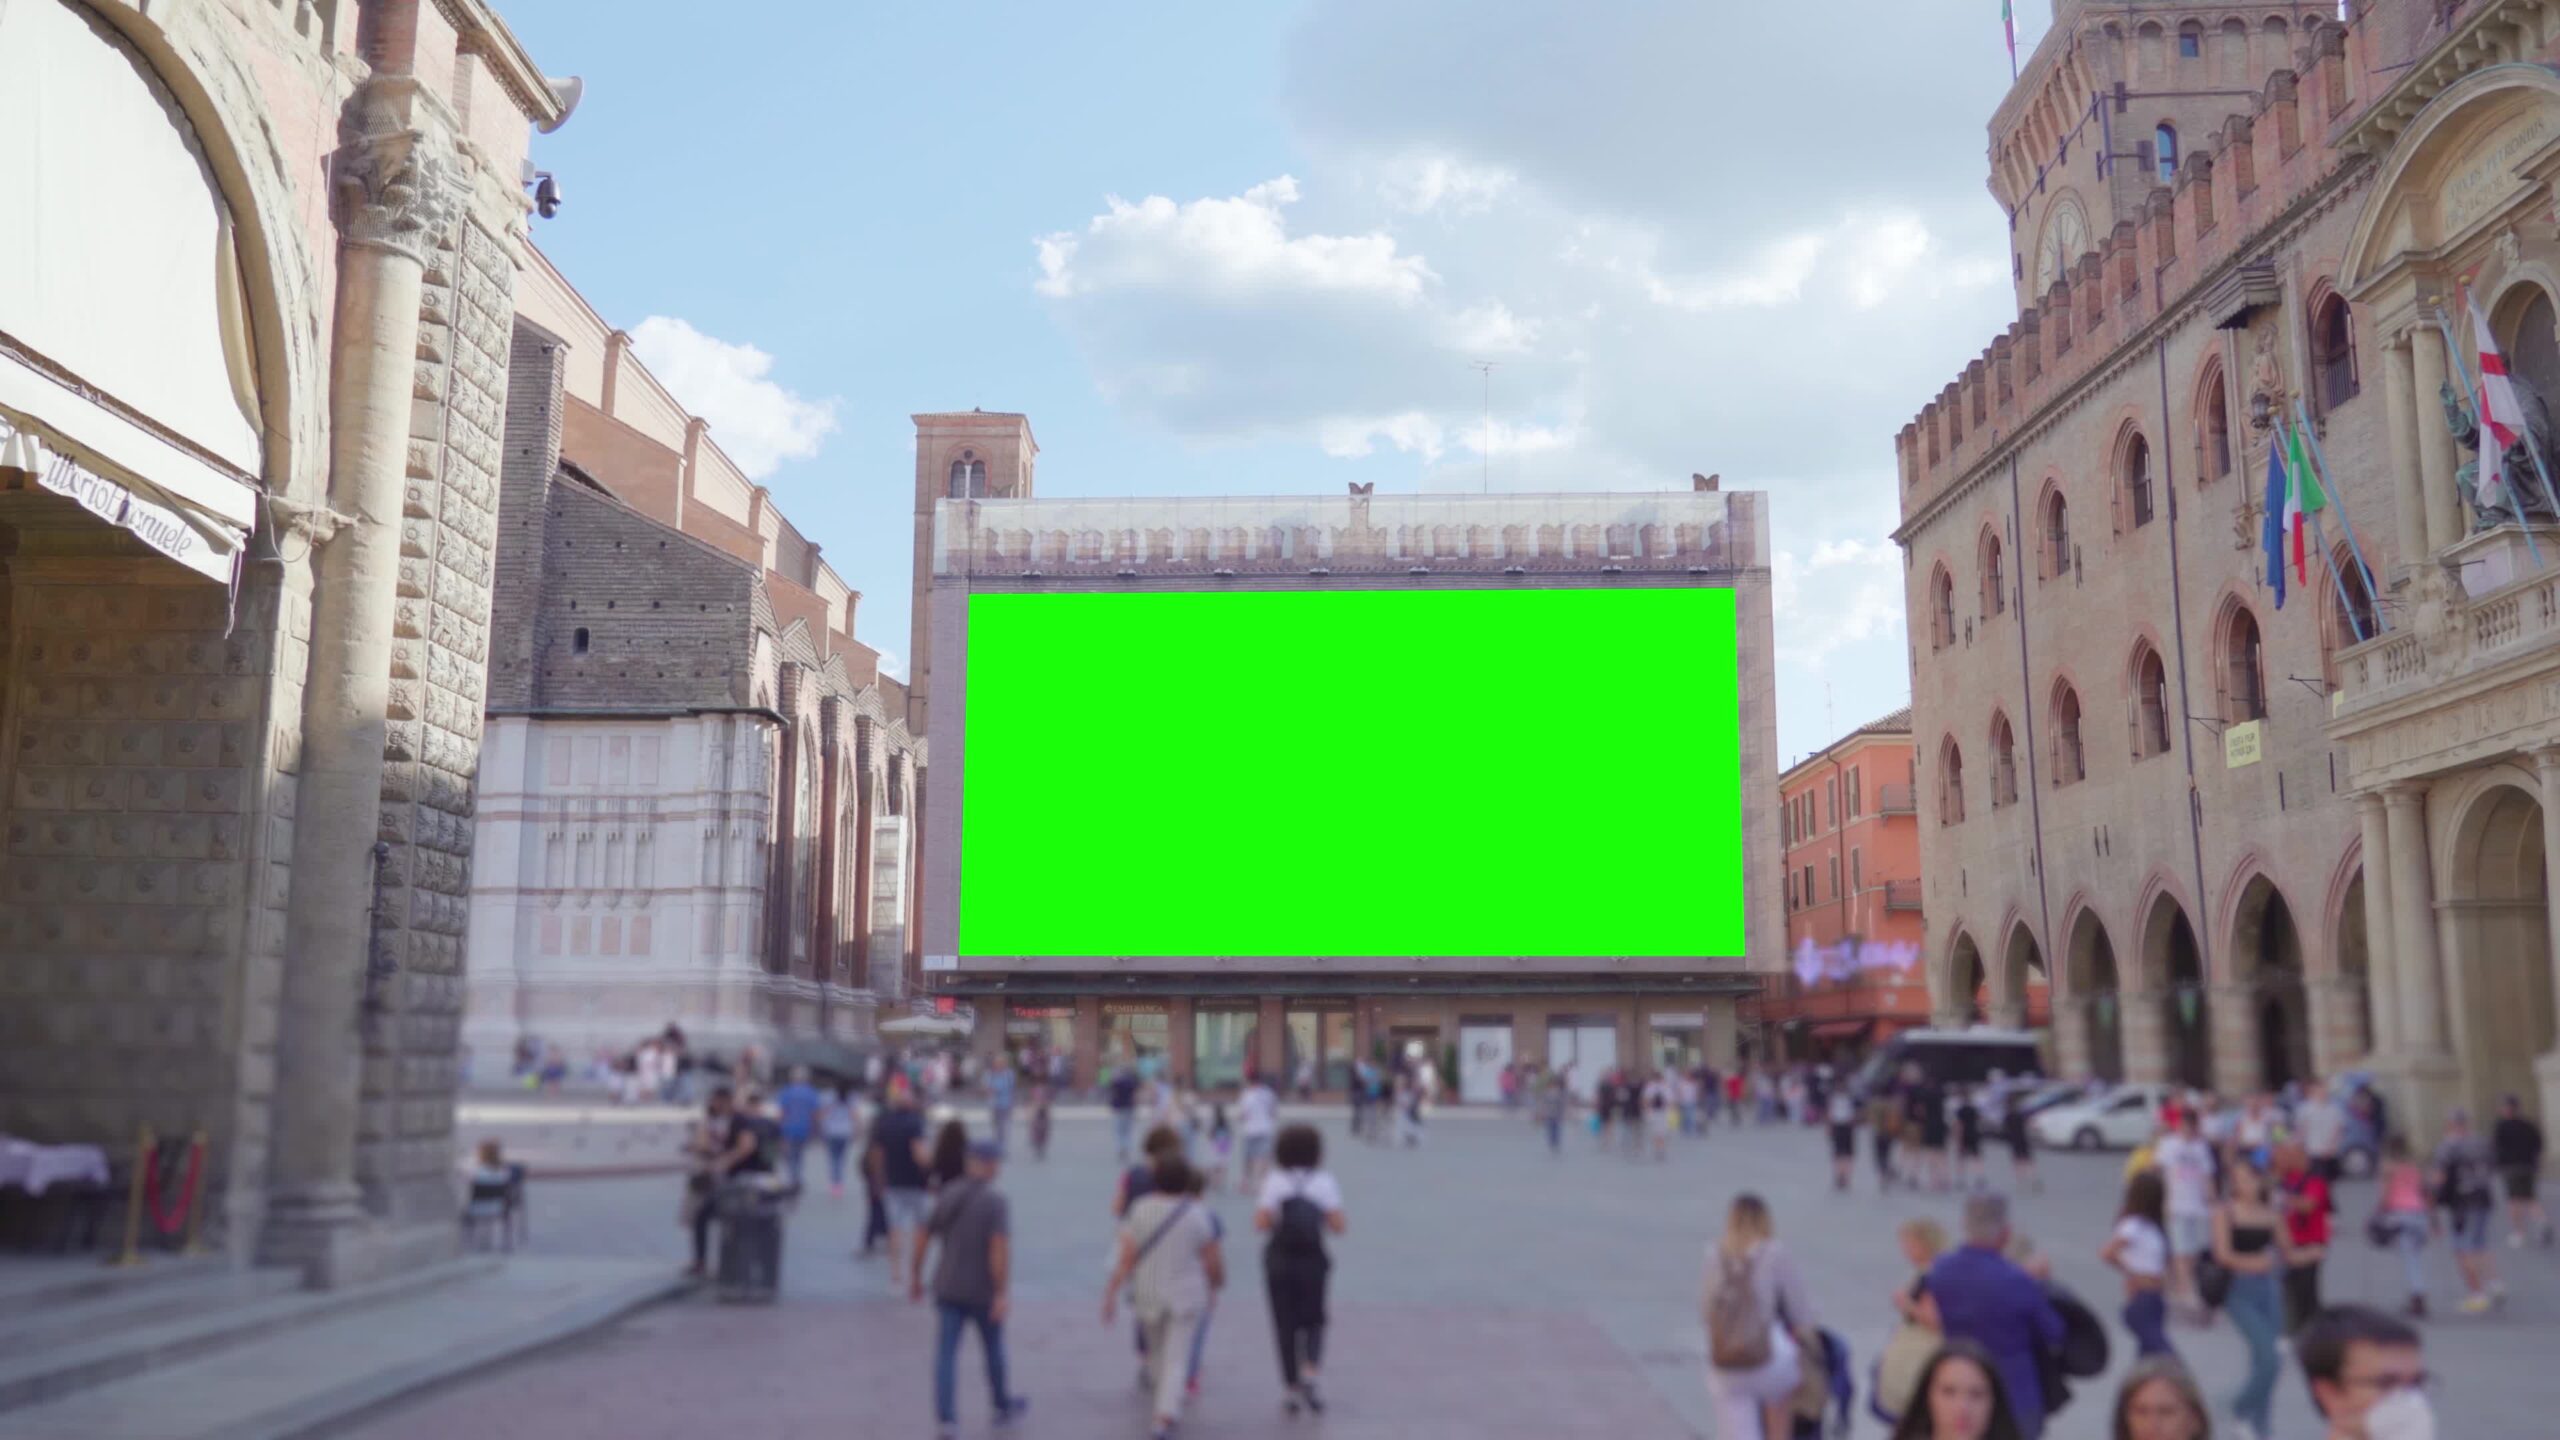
[1707,1249,1774,1370]
[1270,1176,1328,1260]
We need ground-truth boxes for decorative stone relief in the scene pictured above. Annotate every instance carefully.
[337,96,462,266]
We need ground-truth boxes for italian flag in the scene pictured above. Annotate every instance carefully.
[2002,0,2018,73]
[2283,419,2324,584]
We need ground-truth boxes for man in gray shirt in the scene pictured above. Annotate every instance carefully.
[913,1139,1028,1437]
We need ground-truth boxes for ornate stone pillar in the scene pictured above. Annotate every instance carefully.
[2382,782,2462,1141]
[2382,335,2428,570]
[264,80,462,1285]
[2531,750,2560,1131]
[2357,795,2402,1058]
[2411,325,2465,555]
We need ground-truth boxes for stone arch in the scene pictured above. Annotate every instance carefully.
[2343,65,2560,298]
[2435,763,2557,1119]
[2034,476,2072,581]
[2322,831,2379,1065]
[1977,521,2007,620]
[2140,887,2213,1088]
[1927,560,1957,649]
[2126,634,2174,761]
[2209,589,2270,724]
[2064,901,2127,1081]
[1940,928,1989,1025]
[2191,352,2235,484]
[2047,670,2088,786]
[2223,865,2312,1090]
[1998,916,2047,1030]
[2110,419,2158,531]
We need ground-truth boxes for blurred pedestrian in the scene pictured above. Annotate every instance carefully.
[2277,1140,2332,1333]
[1827,1084,1859,1191]
[2372,1134,2432,1317]
[2109,1356,2208,1440]
[773,1066,820,1188]
[865,1079,932,1280]
[1887,1339,2026,1440]
[2430,1107,2504,1313]
[1104,1155,1224,1440]
[2493,1093,2550,1249]
[2298,1304,2431,1440]
[2213,1155,2287,1439]
[1704,1193,1815,1440]
[2101,1168,2174,1360]
[1257,1122,1345,1416]
[817,1081,859,1199]
[912,1139,1028,1437]
[1916,1193,2063,1440]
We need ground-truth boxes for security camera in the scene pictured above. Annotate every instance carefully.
[533,172,563,219]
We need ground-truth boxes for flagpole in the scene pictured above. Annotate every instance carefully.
[2290,397,2385,637]
[2427,303,2548,571]
[2455,290,2560,539]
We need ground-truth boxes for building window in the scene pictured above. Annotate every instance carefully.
[1939,740,1966,825]
[1990,713,2019,808]
[2124,434,2155,528]
[2155,124,2179,183]
[2042,489,2071,580]
[1932,565,1957,648]
[947,450,988,498]
[1828,854,1841,899]
[1848,766,1862,818]
[572,627,590,655]
[2053,682,2087,785]
[1981,529,2006,617]
[2313,295,2359,410]
[1851,848,1863,894]
[2224,607,2268,721]
[1826,779,1837,828]
[1785,872,1795,910]
[2178,23,2202,57]
[2199,365,2233,481]
[2132,643,2173,758]
[2332,547,2378,645]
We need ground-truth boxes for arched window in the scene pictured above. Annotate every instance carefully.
[2504,288,2560,421]
[2330,545,2377,647]
[2177,21,2203,58]
[2313,295,2359,410]
[2131,643,2172,758]
[2197,363,2233,482]
[2052,683,2086,785]
[2155,124,2179,184]
[1990,713,2019,808]
[946,450,987,498]
[1939,739,1967,825]
[2042,488,2072,581]
[1980,528,2006,618]
[2223,606,2268,721]
[2124,434,2155,528]
[1930,566,1957,649]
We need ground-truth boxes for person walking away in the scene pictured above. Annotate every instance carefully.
[1107,1063,1143,1164]
[1257,1122,1345,1416]
[2297,1079,2349,1184]
[773,1066,821,1189]
[2110,1357,2209,1440]
[817,1082,859,1199]
[1705,1193,1816,1440]
[2430,1107,2504,1312]
[929,1117,969,1193]
[1887,1340,2028,1440]
[1029,1079,1053,1162]
[1593,1069,1619,1153]
[986,1054,1018,1155]
[2151,1109,2216,1317]
[2101,1168,2175,1360]
[1875,1217,1947,1423]
[1954,1085,1987,1190]
[866,1080,933,1282]
[2371,1135,2433,1317]
[1644,1072,1674,1162]
[2493,1093,2551,1248]
[2212,1155,2287,1440]
[1826,1085,1859,1191]
[1238,1074,1279,1188]
[1179,1164,1224,1401]
[1617,1072,1645,1158]
[1206,1101,1233,1191]
[2298,1304,2433,1440]
[1915,1192,2065,1440]
[913,1140,1028,1437]
[1870,1083,1905,1191]
[1105,1155,1224,1440]
[1911,1072,1952,1192]
[1538,1074,1569,1154]
[2277,1141,2333,1334]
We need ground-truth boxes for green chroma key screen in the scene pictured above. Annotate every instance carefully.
[957,586,1746,958]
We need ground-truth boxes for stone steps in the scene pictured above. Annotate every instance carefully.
[0,1263,303,1354]
[0,1255,495,1414]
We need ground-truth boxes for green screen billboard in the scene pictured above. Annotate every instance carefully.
[958,586,1744,957]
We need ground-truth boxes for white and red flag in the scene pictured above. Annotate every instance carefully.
[2470,293,2521,513]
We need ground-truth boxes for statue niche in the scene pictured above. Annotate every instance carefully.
[2440,380,2560,529]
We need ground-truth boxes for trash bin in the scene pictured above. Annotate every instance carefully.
[714,1177,788,1302]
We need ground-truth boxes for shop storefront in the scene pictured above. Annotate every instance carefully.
[1192,1001,1260,1091]
[1544,1015,1620,1100]
[1100,1000,1169,1075]
[1648,1010,1705,1072]
[1284,1003,1356,1093]
[1002,1002,1075,1068]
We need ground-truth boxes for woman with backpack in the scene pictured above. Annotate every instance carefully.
[1705,1192,1817,1440]
[1255,1122,1346,1417]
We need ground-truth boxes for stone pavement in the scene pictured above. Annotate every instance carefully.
[342,1109,2560,1438]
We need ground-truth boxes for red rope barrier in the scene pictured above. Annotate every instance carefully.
[141,1136,203,1238]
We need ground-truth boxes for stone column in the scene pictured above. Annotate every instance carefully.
[1255,995,1288,1085]
[2120,990,2171,1084]
[2357,795,2402,1059]
[2531,751,2560,1131]
[2383,335,2428,571]
[263,84,461,1286]
[2208,983,2261,1095]
[2382,782,2463,1141]
[1702,997,1740,1071]
[2412,325,2465,555]
[2052,1000,2091,1080]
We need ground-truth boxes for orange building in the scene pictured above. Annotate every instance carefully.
[1757,709,1936,1059]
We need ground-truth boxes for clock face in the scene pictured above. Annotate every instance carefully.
[2035,199,2090,296]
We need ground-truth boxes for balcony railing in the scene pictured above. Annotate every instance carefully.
[1884,879,1922,911]
[1876,783,1917,815]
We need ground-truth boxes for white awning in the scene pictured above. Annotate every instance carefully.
[0,0,265,521]
[0,401,247,583]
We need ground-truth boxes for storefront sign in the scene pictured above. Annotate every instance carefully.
[1099,1000,1167,1017]
[1647,1012,1705,1029]
[1007,1003,1076,1020]
[2225,719,2265,768]
[4,412,238,585]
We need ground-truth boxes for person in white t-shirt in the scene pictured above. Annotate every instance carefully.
[2152,1110,2218,1313]
[1237,1078,1279,1188]
[1255,1123,1347,1417]
[2101,1167,2177,1359]
[2296,1080,2347,1181]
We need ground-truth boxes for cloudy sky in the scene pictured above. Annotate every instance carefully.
[506,0,2048,764]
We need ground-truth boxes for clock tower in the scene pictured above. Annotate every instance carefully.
[907,410,1037,734]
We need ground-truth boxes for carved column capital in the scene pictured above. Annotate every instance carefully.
[2532,744,2560,778]
[336,84,462,266]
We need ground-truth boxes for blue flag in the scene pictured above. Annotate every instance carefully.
[2262,433,2288,611]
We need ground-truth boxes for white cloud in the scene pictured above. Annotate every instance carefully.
[1772,536,1906,664]
[874,649,908,682]
[629,316,838,480]
[1377,153,1516,214]
[1035,177,1433,302]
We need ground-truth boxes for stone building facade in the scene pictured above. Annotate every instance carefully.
[0,0,570,1282]
[458,252,923,1078]
[1898,0,2560,1141]
[917,479,1781,1099]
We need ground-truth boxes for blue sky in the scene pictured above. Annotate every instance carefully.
[504,0,2047,764]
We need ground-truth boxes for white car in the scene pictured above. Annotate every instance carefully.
[2031,1084,2173,1151]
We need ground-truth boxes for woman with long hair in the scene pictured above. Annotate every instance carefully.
[1255,1122,1347,1416]
[2111,1357,2210,1440]
[2214,1154,2286,1440]
[1704,1193,1817,1440]
[1887,1340,2025,1440]
[2101,1168,2175,1358]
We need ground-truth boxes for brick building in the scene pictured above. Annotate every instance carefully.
[458,251,924,1076]
[1757,709,1938,1059]
[0,0,571,1283]
[914,472,1781,1099]
[1897,0,2560,1138]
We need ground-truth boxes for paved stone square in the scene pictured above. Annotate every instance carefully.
[341,1109,2559,1438]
